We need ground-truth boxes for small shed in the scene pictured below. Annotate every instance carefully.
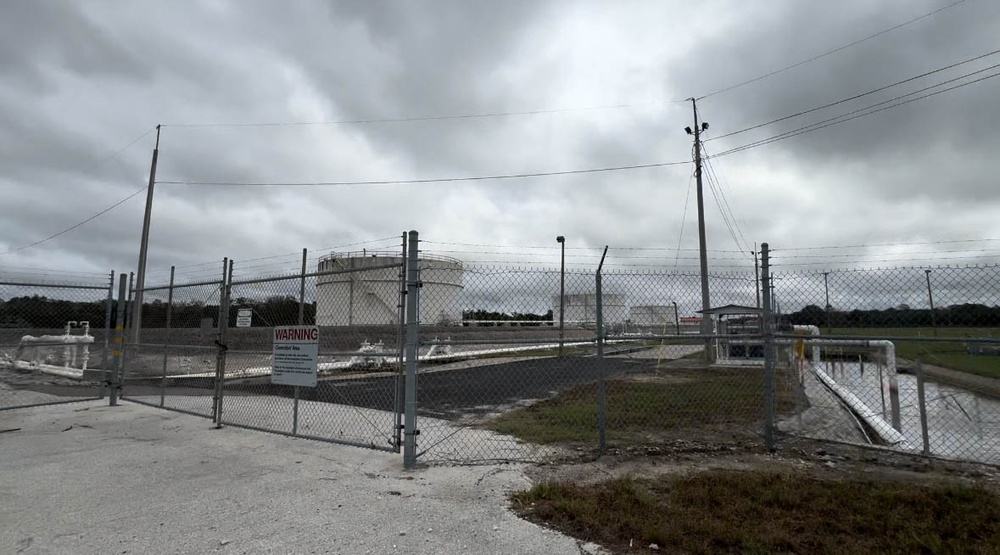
[697,304,764,363]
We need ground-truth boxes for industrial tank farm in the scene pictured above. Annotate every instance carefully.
[315,252,464,326]
[551,293,627,327]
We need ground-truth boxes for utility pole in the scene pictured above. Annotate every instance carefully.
[131,124,161,345]
[686,99,712,361]
[925,269,938,337]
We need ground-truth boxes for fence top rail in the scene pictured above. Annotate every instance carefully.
[0,280,110,291]
[320,250,456,265]
[139,278,222,292]
[774,333,1000,344]
[229,261,405,287]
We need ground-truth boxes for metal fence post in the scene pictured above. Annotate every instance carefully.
[761,243,776,450]
[916,360,931,456]
[212,258,232,427]
[109,274,128,406]
[403,230,421,468]
[596,246,608,454]
[293,248,307,435]
[127,272,135,342]
[99,271,115,398]
[159,267,175,408]
[394,232,408,452]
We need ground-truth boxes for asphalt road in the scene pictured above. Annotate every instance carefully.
[220,356,655,420]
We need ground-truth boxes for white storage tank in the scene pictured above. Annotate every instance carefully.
[552,293,627,327]
[630,305,678,328]
[316,252,463,326]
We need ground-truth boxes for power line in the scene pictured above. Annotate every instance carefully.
[772,247,1000,259]
[422,240,744,252]
[772,253,1000,267]
[707,47,1000,142]
[773,238,1000,251]
[161,99,688,128]
[0,126,158,256]
[701,144,753,253]
[710,66,1000,158]
[163,236,404,272]
[0,186,148,256]
[672,168,695,273]
[159,160,690,187]
[697,0,968,100]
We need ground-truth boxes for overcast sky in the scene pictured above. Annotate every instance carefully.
[2,0,999,293]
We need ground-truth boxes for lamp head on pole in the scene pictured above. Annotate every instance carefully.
[556,236,565,243]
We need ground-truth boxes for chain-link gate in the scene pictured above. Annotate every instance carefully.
[122,263,228,419]
[217,248,405,451]
[0,275,113,411]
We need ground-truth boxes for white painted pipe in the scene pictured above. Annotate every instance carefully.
[812,362,910,448]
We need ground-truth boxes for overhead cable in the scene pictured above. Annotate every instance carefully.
[697,0,968,100]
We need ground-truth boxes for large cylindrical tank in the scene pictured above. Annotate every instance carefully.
[552,293,627,327]
[316,252,463,326]
[630,305,678,327]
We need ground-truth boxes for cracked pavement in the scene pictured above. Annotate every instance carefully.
[0,401,608,555]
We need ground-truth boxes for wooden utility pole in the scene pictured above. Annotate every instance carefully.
[687,99,712,361]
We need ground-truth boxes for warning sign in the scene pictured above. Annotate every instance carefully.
[271,325,319,387]
[236,308,253,328]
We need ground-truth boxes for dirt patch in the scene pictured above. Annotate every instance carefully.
[526,434,1000,493]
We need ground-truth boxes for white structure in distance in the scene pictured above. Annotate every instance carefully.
[552,293,628,328]
[315,251,464,326]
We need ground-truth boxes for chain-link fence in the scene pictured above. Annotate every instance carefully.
[769,260,1000,465]
[410,260,776,464]
[0,274,113,410]
[98,235,1000,468]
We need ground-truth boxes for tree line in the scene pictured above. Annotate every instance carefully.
[787,303,1000,328]
[0,295,317,329]
[461,309,553,326]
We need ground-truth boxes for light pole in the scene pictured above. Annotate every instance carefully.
[557,236,565,356]
[671,301,680,335]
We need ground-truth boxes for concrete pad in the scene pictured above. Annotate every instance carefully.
[0,401,598,555]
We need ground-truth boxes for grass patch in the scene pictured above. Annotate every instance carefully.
[513,470,1000,554]
[830,327,1000,379]
[486,367,798,445]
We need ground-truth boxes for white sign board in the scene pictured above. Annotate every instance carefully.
[271,326,319,387]
[236,309,253,328]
